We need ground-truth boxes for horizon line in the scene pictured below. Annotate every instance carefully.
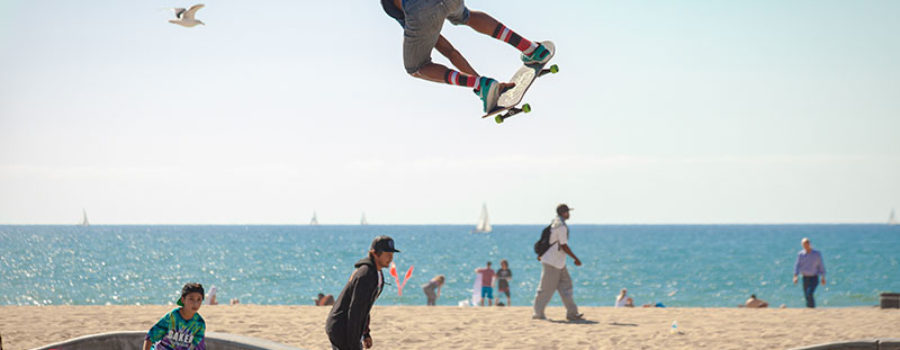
[0,222,894,226]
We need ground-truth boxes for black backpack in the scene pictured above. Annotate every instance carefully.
[533,224,554,256]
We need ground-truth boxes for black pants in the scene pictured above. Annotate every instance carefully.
[802,276,819,308]
[328,332,362,350]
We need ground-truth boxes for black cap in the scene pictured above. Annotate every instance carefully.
[556,204,573,215]
[177,282,205,306]
[370,235,400,253]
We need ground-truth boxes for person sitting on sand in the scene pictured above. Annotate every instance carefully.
[316,293,335,306]
[740,294,769,308]
[143,282,206,350]
[642,302,666,308]
[615,288,629,307]
[422,275,445,306]
[625,297,635,307]
[206,285,218,305]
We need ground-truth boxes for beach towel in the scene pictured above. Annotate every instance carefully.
[471,272,482,306]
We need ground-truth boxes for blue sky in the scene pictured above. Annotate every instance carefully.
[1,0,898,224]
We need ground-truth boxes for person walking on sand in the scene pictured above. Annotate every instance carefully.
[379,0,553,113]
[475,261,496,306]
[533,204,584,321]
[495,259,513,306]
[422,275,445,306]
[326,236,400,350]
[793,237,826,308]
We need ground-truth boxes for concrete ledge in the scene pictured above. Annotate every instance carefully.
[878,339,900,350]
[31,331,305,350]
[789,339,900,350]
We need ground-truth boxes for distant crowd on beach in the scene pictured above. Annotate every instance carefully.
[140,204,828,350]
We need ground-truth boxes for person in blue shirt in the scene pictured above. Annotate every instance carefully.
[793,238,826,308]
[379,0,553,113]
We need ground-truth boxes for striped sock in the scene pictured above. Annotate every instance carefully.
[443,69,479,89]
[492,24,538,54]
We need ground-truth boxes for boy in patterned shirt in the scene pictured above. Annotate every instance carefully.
[143,283,207,350]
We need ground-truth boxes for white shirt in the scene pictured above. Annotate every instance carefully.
[615,295,627,307]
[539,216,569,269]
[377,270,383,289]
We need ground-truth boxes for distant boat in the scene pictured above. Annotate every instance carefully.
[890,209,897,226]
[361,212,369,225]
[472,203,492,233]
[310,211,319,226]
[80,209,90,227]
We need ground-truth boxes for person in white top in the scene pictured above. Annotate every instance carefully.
[615,288,628,308]
[206,285,218,305]
[532,204,584,321]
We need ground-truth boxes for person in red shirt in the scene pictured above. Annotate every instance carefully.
[475,261,496,306]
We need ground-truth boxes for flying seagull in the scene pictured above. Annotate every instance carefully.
[169,4,205,27]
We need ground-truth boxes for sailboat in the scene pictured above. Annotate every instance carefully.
[80,209,90,227]
[890,209,897,226]
[472,203,492,234]
[361,212,369,225]
[310,211,319,225]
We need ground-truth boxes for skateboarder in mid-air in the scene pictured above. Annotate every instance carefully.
[381,0,552,113]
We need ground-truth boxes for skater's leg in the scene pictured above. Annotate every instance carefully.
[402,0,510,112]
[464,11,539,55]
[413,63,478,86]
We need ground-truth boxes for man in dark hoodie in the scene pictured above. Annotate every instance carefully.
[326,236,400,350]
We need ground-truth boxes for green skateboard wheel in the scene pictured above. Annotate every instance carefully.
[495,115,504,124]
[522,104,531,113]
[550,64,559,73]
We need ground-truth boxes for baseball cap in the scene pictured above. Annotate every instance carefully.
[556,204,574,215]
[370,235,401,253]
[177,282,205,306]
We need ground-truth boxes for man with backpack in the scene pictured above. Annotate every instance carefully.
[532,204,584,321]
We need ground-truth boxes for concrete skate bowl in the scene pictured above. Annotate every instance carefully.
[31,331,305,350]
[789,338,900,350]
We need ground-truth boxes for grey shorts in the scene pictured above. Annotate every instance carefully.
[403,0,471,74]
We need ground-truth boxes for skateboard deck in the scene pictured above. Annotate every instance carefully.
[481,41,558,124]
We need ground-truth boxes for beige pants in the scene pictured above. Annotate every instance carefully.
[532,263,579,319]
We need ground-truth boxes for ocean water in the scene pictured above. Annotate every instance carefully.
[1,224,897,308]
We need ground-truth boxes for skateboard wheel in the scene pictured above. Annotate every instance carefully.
[550,64,559,73]
[522,104,531,113]
[495,115,504,124]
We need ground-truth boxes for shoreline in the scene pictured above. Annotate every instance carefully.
[3,305,898,349]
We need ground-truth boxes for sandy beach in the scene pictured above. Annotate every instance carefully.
[2,305,898,349]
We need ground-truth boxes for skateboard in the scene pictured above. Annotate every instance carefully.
[481,41,558,124]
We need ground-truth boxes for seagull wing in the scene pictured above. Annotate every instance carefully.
[184,4,204,20]
[172,8,186,19]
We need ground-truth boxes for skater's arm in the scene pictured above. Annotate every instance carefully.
[435,35,478,76]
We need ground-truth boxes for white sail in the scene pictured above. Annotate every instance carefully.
[80,209,90,227]
[310,211,319,225]
[361,212,369,225]
[473,203,492,233]
[890,209,897,226]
